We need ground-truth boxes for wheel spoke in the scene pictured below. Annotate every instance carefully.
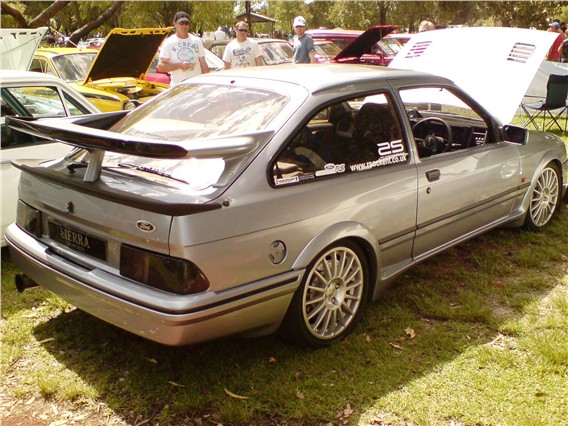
[307,300,326,321]
[340,255,356,281]
[340,300,355,316]
[314,269,329,285]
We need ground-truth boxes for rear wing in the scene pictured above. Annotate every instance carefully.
[7,113,273,183]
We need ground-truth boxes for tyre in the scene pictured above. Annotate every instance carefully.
[280,241,368,347]
[524,163,561,230]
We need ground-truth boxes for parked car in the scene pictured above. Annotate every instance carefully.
[31,27,172,112]
[313,40,342,63]
[205,38,294,66]
[77,37,105,50]
[308,26,402,66]
[384,32,414,46]
[1,27,99,247]
[7,48,567,347]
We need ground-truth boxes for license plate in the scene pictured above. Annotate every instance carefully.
[48,221,107,261]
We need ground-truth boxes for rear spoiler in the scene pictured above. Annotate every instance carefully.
[7,114,273,182]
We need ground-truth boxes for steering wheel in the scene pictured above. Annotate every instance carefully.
[412,117,453,155]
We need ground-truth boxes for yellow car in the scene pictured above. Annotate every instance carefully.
[31,27,172,111]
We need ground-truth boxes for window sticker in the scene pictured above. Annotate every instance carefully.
[349,140,408,172]
[315,163,346,177]
[275,176,300,186]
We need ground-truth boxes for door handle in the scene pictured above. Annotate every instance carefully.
[426,169,441,182]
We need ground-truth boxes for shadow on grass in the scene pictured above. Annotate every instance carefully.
[20,210,568,425]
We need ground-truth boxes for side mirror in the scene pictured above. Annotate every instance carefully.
[503,124,528,145]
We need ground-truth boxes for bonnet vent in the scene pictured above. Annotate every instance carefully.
[507,42,535,63]
[404,41,432,59]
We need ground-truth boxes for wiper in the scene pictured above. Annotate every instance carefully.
[118,162,188,184]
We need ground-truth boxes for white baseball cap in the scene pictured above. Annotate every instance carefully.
[293,16,306,27]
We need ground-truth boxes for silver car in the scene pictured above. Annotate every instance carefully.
[6,64,568,347]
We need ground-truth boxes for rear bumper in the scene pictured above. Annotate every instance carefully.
[6,223,301,346]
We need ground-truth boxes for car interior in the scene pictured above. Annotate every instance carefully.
[273,88,490,184]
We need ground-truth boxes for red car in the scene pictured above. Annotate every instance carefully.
[308,26,402,66]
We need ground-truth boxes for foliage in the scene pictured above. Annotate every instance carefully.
[1,0,566,39]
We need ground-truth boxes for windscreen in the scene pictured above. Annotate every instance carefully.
[52,52,96,82]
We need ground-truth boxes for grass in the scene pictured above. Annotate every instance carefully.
[1,128,567,426]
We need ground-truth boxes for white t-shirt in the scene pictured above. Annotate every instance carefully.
[214,29,227,40]
[222,38,263,68]
[159,33,206,85]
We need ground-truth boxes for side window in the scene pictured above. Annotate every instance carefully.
[272,92,409,186]
[1,86,68,149]
[399,86,489,157]
[63,91,92,116]
[4,86,67,118]
[30,58,53,75]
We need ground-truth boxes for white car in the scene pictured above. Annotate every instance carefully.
[1,28,99,246]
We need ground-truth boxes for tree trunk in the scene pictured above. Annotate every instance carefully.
[67,1,126,46]
[29,0,71,28]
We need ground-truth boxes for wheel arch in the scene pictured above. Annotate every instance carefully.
[291,221,379,302]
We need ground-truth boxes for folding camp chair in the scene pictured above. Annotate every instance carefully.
[522,74,568,132]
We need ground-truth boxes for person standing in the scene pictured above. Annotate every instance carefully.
[547,21,565,62]
[214,26,227,40]
[158,11,209,86]
[418,20,435,32]
[292,16,316,64]
[222,21,263,69]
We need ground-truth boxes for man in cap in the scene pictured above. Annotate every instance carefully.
[547,21,565,61]
[292,16,316,64]
[158,11,209,86]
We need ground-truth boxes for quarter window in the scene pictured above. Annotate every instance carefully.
[273,92,408,186]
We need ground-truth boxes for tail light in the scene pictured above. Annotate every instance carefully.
[120,244,209,295]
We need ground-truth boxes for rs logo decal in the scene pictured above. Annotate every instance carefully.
[377,140,405,156]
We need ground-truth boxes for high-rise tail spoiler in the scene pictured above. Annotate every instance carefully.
[7,113,273,183]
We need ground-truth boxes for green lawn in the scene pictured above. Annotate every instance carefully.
[1,128,567,426]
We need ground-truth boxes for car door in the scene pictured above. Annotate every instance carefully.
[397,86,521,259]
[413,143,520,259]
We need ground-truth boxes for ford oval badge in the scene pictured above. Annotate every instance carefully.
[136,220,156,233]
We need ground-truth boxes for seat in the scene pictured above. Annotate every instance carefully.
[522,74,568,132]
[350,103,397,161]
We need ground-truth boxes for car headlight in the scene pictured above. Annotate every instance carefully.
[120,244,210,295]
[123,101,137,110]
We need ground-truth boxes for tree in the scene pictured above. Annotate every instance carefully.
[1,1,70,28]
[66,1,126,45]
[1,0,126,44]
[477,1,562,29]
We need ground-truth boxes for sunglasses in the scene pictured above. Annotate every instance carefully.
[177,21,190,25]
[237,28,248,32]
